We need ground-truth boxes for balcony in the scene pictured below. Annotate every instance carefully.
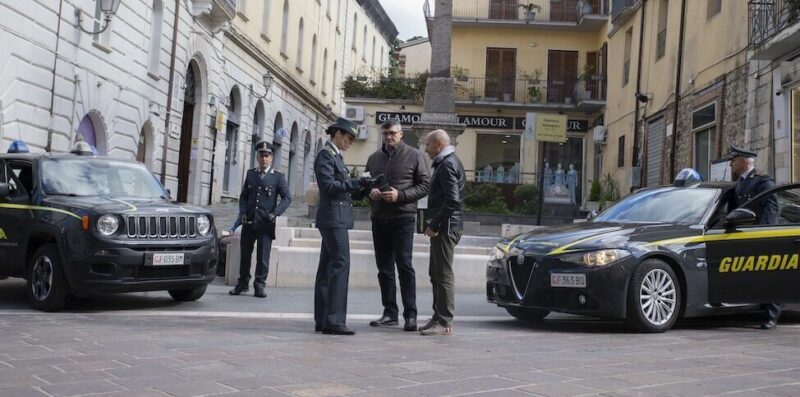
[190,0,237,32]
[574,77,607,112]
[749,0,800,60]
[453,77,605,111]
[442,0,608,32]
[611,0,640,25]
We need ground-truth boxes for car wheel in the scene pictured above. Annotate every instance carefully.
[27,244,69,312]
[505,306,550,322]
[626,259,681,333]
[168,285,207,302]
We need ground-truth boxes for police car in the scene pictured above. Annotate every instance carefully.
[486,173,800,332]
[0,141,218,311]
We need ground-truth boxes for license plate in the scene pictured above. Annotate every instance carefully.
[551,273,586,288]
[152,253,185,266]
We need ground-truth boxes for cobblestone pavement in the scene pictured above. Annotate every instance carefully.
[1,279,800,396]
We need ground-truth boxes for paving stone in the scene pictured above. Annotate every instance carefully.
[398,376,526,396]
[518,382,603,397]
[40,380,126,397]
[154,381,236,397]
[275,382,361,397]
[0,388,49,397]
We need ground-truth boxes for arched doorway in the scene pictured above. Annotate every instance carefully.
[250,100,265,169]
[137,122,155,169]
[273,113,284,170]
[301,130,312,196]
[178,61,201,202]
[223,86,242,194]
[288,122,299,194]
[76,112,107,154]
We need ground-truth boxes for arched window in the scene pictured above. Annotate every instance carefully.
[296,18,304,70]
[362,25,367,61]
[331,61,338,102]
[261,0,271,40]
[280,0,289,55]
[380,45,385,69]
[321,48,328,94]
[310,34,318,83]
[336,0,342,28]
[326,0,331,17]
[148,0,163,76]
[371,36,376,68]
[351,13,357,49]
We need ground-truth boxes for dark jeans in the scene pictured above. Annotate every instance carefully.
[371,218,417,321]
[314,227,351,328]
[763,303,782,322]
[238,224,273,288]
[429,229,462,327]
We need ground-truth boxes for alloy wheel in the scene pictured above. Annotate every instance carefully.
[639,268,677,326]
[31,255,54,302]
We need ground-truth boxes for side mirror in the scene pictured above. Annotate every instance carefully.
[725,208,757,229]
[0,183,8,198]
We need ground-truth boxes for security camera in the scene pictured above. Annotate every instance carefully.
[776,90,782,96]
[635,93,649,103]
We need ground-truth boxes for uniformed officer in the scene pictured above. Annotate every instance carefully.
[229,140,291,298]
[728,145,781,330]
[313,117,373,335]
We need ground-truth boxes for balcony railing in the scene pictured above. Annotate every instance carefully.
[749,0,800,47]
[611,0,639,22]
[574,77,607,101]
[453,77,606,105]
[451,0,606,24]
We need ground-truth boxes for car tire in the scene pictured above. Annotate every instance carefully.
[626,259,681,333]
[27,244,70,312]
[168,285,207,302]
[505,306,550,322]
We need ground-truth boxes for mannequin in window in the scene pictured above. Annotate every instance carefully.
[567,163,578,204]
[482,163,493,182]
[553,162,566,193]
[495,164,505,183]
[543,161,553,194]
[508,162,520,184]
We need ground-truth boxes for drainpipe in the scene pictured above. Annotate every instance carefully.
[632,0,646,188]
[669,0,687,178]
[161,0,181,185]
[45,0,65,152]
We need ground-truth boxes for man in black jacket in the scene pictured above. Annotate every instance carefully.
[365,120,430,331]
[230,140,291,298]
[419,129,465,336]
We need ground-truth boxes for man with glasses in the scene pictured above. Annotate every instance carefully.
[364,120,430,331]
[229,140,291,298]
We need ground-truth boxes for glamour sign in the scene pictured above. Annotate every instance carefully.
[374,112,588,132]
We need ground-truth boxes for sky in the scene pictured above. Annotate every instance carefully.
[378,0,429,41]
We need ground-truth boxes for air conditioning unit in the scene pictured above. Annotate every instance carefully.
[592,125,607,144]
[344,105,365,121]
[357,125,369,140]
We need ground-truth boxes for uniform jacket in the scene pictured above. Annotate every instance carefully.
[314,142,364,229]
[239,167,292,238]
[733,169,777,225]
[426,151,465,233]
[365,141,430,220]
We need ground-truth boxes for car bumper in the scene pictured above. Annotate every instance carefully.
[64,243,217,294]
[486,255,635,319]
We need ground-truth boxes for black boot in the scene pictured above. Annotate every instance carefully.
[229,283,249,295]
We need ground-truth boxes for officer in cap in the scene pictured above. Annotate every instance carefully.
[229,139,292,298]
[728,144,781,329]
[313,117,374,335]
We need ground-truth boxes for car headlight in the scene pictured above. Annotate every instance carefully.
[97,215,119,236]
[197,215,211,236]
[559,249,630,267]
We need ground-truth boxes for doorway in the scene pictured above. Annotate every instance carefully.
[223,87,242,194]
[485,48,516,102]
[547,50,578,103]
[177,62,200,202]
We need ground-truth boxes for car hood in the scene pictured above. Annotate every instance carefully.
[46,196,210,215]
[505,221,701,256]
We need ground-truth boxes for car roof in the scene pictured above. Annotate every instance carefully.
[0,152,140,164]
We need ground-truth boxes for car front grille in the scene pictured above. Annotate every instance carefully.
[137,265,190,279]
[508,256,536,301]
[125,215,197,238]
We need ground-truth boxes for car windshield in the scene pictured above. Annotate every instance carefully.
[593,187,718,224]
[42,158,168,199]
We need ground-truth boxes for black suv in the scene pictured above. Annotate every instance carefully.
[0,150,218,311]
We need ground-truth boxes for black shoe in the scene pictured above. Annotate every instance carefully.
[322,326,357,335]
[369,315,398,327]
[254,287,266,298]
[760,320,777,330]
[403,318,417,332]
[228,284,249,295]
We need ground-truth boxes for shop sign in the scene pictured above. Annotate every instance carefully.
[373,111,588,132]
[375,112,422,125]
[535,114,568,143]
[515,117,588,132]
[458,115,515,129]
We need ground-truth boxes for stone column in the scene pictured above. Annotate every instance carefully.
[412,0,466,148]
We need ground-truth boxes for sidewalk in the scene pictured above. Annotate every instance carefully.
[210,198,314,231]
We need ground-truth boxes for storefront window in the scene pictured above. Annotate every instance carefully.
[475,133,521,183]
[540,137,584,205]
[792,88,800,182]
[694,128,711,181]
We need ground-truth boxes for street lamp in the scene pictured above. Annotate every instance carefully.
[250,71,274,100]
[74,0,122,35]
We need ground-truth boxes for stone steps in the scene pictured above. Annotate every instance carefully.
[288,237,492,256]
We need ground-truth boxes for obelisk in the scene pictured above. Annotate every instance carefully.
[412,0,466,147]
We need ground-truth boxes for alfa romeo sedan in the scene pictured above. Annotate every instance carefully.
[486,182,800,332]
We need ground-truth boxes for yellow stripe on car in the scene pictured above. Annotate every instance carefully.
[0,203,82,220]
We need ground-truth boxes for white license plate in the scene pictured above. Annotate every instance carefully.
[551,273,586,288]
[152,253,185,266]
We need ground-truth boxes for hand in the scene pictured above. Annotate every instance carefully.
[268,213,277,223]
[357,176,374,188]
[369,188,383,201]
[424,227,438,238]
[382,187,399,203]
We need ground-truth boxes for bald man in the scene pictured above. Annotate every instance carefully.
[419,130,465,336]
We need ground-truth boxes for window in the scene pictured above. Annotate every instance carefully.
[310,34,318,84]
[336,0,342,31]
[237,0,247,19]
[362,26,367,61]
[618,135,626,167]
[148,0,163,77]
[656,0,668,60]
[371,37,376,69]
[475,133,522,183]
[351,13,358,50]
[92,0,112,49]
[791,88,800,181]
[380,45,384,69]
[280,0,289,56]
[326,0,331,18]
[707,0,721,20]
[296,18,304,70]
[692,102,717,180]
[746,186,800,225]
[332,61,338,102]
[321,49,328,94]
[623,28,632,86]
[261,0,271,41]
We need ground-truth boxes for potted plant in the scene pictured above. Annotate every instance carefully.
[578,64,595,100]
[520,68,542,85]
[577,0,594,16]
[527,85,543,103]
[519,2,542,21]
[599,173,620,210]
[451,65,470,82]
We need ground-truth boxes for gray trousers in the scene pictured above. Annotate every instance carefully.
[429,229,462,327]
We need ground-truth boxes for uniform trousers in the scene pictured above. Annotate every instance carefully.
[238,224,273,288]
[314,227,351,328]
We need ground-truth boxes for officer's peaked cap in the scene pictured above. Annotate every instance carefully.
[326,117,358,137]
[255,139,273,153]
[728,145,757,159]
